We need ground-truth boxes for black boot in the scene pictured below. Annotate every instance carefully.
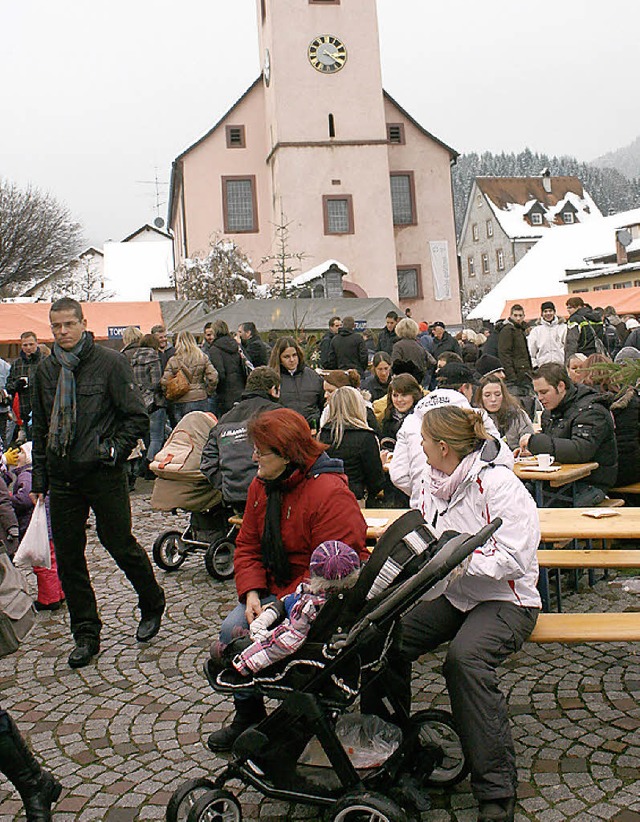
[207,697,267,753]
[0,712,62,821]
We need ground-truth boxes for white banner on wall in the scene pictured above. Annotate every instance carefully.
[429,240,451,301]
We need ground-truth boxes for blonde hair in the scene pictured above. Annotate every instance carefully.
[122,326,143,346]
[326,386,370,447]
[175,330,207,362]
[395,317,419,340]
[421,406,490,459]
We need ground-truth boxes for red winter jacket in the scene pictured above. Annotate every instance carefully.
[234,453,368,601]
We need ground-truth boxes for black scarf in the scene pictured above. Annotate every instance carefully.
[260,462,297,587]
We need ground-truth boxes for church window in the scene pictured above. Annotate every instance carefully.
[226,125,246,149]
[328,113,336,138]
[323,195,354,235]
[390,172,417,226]
[222,176,258,233]
[397,266,422,299]
[387,123,405,144]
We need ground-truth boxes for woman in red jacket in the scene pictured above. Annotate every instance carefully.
[207,407,367,752]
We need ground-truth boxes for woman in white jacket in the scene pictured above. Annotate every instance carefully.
[375,406,540,822]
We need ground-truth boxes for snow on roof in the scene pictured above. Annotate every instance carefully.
[103,238,174,302]
[291,259,349,287]
[477,176,601,240]
[468,207,640,321]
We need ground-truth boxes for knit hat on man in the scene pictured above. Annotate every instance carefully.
[436,362,475,387]
[310,541,360,583]
[541,301,556,312]
[475,354,504,377]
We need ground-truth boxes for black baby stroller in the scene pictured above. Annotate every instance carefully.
[149,411,237,581]
[167,510,502,821]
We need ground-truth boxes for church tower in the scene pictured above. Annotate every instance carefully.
[256,0,399,298]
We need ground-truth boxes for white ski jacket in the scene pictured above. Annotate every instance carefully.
[527,317,566,367]
[418,439,541,611]
[389,389,512,510]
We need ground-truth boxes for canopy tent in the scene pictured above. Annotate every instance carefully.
[500,288,640,321]
[175,297,403,335]
[0,301,164,344]
[159,300,211,334]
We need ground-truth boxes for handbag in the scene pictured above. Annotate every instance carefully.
[164,367,191,401]
[13,499,51,569]
[0,545,37,657]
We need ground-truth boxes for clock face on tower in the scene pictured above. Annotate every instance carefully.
[308,35,347,74]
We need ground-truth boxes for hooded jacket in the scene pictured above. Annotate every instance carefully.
[527,316,567,367]
[600,386,640,487]
[389,389,511,510]
[498,318,532,383]
[208,335,247,414]
[200,390,281,504]
[328,328,369,374]
[318,425,385,501]
[565,306,604,362]
[527,382,617,490]
[418,439,541,611]
[242,334,270,368]
[233,452,368,600]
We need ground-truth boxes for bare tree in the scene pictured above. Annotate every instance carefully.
[41,256,114,302]
[0,178,83,296]
[174,235,258,307]
[259,213,307,297]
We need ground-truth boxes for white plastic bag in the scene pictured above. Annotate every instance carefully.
[13,500,51,569]
[300,714,403,769]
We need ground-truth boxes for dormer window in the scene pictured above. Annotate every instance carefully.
[531,212,543,226]
[562,212,574,224]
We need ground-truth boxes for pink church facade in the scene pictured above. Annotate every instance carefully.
[168,0,462,325]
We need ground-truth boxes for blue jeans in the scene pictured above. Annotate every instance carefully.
[218,595,279,702]
[148,408,166,463]
[172,399,208,423]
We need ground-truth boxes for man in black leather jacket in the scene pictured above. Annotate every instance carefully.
[31,298,165,669]
[519,363,617,506]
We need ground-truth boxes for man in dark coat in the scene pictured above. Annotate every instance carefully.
[328,316,368,375]
[319,316,341,369]
[431,322,461,359]
[519,363,618,506]
[207,322,247,414]
[377,312,399,356]
[6,331,43,439]
[200,366,281,508]
[31,298,165,669]
[238,322,270,367]
[498,305,534,416]
[564,296,605,362]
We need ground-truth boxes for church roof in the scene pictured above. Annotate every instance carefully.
[383,90,458,159]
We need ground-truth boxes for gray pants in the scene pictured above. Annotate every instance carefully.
[378,596,538,801]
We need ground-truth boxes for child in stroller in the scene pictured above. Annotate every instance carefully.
[167,510,502,822]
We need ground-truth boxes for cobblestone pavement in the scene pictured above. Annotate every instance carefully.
[0,481,639,821]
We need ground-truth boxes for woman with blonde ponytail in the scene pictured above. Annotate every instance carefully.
[366,405,540,822]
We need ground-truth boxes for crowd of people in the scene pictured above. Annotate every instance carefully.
[0,296,639,821]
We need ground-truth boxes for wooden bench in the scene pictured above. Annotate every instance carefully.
[611,482,640,495]
[531,549,640,642]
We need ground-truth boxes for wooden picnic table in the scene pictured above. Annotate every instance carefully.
[538,507,640,540]
[229,509,408,542]
[513,461,599,488]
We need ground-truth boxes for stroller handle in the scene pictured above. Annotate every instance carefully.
[340,517,503,649]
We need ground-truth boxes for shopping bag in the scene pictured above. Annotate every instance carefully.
[13,499,51,569]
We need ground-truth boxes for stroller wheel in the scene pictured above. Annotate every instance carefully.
[166,777,215,822]
[411,708,469,788]
[153,530,187,571]
[185,788,242,822]
[204,538,235,581]
[331,790,409,822]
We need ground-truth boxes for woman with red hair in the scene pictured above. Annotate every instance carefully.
[206,407,367,752]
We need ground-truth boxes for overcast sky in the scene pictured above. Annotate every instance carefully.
[2,0,638,247]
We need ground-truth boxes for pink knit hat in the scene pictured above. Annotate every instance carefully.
[310,541,360,581]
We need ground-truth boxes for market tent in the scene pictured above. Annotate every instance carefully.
[500,288,640,321]
[0,301,164,344]
[159,300,211,333]
[176,297,402,334]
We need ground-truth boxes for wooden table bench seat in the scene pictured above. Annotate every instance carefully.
[611,482,640,495]
[529,612,640,643]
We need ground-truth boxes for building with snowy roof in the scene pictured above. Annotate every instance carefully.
[458,172,601,310]
[167,0,462,324]
[467,207,640,322]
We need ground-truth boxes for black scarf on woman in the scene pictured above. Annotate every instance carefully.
[260,462,298,587]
